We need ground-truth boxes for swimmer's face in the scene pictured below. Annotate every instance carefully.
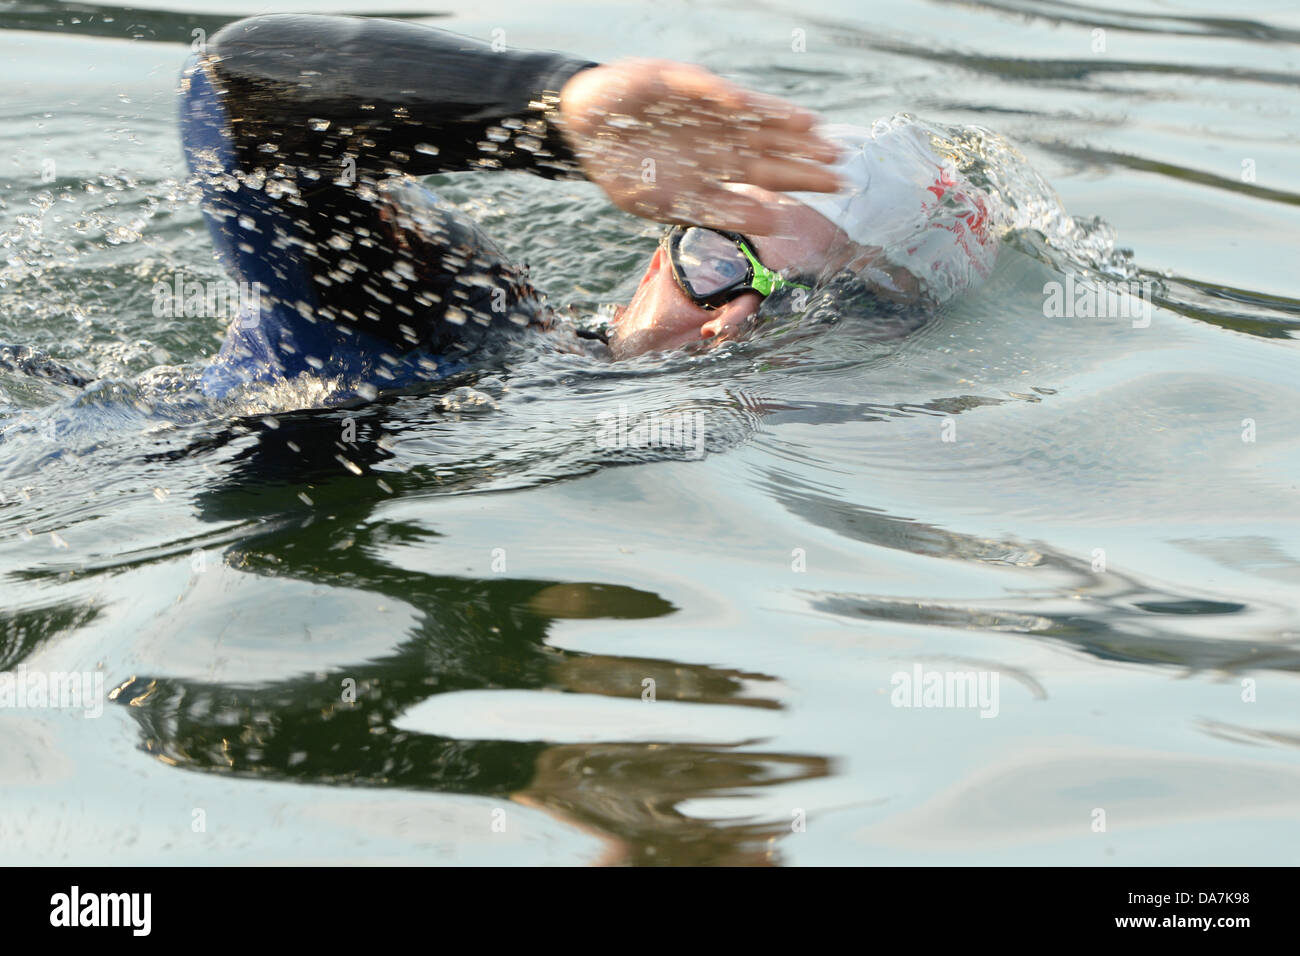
[608,186,844,359]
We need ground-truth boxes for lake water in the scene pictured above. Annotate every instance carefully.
[2,0,1298,865]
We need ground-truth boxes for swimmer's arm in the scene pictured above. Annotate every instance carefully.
[202,15,841,236]
[203,14,599,181]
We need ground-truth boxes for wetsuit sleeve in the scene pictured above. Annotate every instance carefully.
[182,15,601,397]
[204,13,597,181]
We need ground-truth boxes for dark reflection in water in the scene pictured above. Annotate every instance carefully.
[0,602,100,670]
[107,411,828,865]
[760,470,1300,676]
[516,744,829,866]
[69,375,1296,862]
[927,0,1300,45]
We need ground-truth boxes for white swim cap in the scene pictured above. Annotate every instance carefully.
[786,114,1002,305]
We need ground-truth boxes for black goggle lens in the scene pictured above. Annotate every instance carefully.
[674,227,750,298]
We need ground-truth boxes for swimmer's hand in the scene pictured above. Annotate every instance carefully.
[557,59,842,235]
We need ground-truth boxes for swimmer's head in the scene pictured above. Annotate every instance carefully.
[607,118,1000,358]
[607,183,862,359]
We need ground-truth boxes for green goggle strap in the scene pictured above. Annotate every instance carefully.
[736,239,811,297]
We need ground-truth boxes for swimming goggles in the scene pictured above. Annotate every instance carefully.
[661,225,810,310]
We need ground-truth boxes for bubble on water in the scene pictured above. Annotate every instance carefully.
[104,224,141,244]
[438,387,497,413]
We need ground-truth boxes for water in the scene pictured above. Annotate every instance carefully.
[2,0,1299,865]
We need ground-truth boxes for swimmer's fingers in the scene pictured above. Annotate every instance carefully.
[666,133,840,194]
[657,64,820,131]
[562,58,828,139]
[668,90,842,187]
[745,126,842,165]
[680,188,789,235]
[732,155,843,194]
[734,88,822,133]
[647,104,841,192]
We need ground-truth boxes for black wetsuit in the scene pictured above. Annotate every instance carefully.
[179,13,604,400]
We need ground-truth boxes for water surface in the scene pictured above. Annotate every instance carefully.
[2,0,1299,865]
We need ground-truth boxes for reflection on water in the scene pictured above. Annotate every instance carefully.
[104,427,823,864]
[2,0,1300,864]
[768,474,1297,674]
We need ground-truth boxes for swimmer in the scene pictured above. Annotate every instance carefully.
[3,14,1005,402]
